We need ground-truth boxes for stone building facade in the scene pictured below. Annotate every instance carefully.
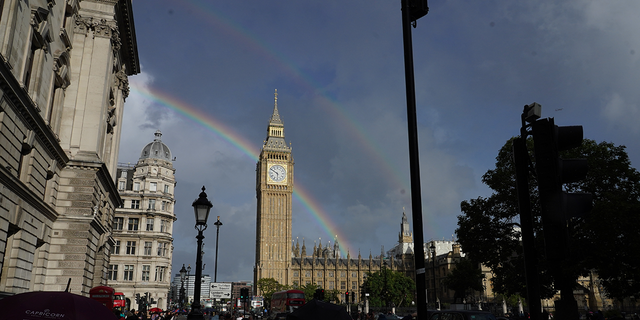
[108,131,176,310]
[0,0,138,296]
[170,271,212,307]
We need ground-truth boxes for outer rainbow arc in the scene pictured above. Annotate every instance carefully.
[179,0,441,241]
[181,1,411,195]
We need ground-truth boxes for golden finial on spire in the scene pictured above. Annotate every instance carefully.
[274,89,278,108]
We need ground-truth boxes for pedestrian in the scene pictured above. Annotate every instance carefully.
[126,310,140,320]
[113,309,125,320]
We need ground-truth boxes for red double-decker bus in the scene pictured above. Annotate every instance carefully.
[113,292,126,312]
[270,289,305,318]
[90,286,115,310]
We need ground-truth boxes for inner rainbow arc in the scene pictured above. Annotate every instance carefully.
[130,85,351,257]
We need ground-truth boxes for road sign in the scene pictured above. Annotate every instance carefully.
[210,282,232,299]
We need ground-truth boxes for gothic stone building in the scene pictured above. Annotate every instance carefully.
[0,0,138,295]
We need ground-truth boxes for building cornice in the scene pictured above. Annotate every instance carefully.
[115,0,139,75]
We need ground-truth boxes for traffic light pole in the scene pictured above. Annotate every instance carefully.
[512,107,542,320]
[400,0,429,318]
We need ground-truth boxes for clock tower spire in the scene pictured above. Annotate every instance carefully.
[254,90,294,294]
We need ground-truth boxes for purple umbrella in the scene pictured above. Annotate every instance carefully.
[0,291,119,320]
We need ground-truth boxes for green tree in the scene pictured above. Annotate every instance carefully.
[456,138,640,302]
[257,278,288,309]
[292,282,320,302]
[326,289,341,303]
[442,259,485,303]
[361,267,415,307]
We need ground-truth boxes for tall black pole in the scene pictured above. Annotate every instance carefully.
[513,135,542,320]
[214,217,222,283]
[180,280,185,310]
[431,246,437,309]
[401,0,428,318]
[188,232,205,320]
[514,105,543,320]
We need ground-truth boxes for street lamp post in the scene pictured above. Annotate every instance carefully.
[180,264,188,310]
[214,216,222,283]
[400,0,429,318]
[430,243,438,310]
[187,265,192,307]
[188,186,213,320]
[213,216,222,313]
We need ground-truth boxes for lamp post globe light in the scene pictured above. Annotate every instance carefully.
[180,264,188,310]
[188,186,213,320]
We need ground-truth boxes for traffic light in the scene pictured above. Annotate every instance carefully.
[408,0,429,22]
[314,288,325,301]
[240,288,249,302]
[345,291,349,303]
[135,293,141,305]
[532,117,592,261]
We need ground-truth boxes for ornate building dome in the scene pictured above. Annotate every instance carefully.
[139,130,172,161]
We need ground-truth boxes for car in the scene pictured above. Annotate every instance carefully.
[428,310,497,320]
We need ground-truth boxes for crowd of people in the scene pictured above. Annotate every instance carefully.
[111,308,256,320]
[111,308,179,320]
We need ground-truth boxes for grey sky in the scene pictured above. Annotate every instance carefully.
[118,0,640,283]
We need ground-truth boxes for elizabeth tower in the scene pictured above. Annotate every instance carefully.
[254,91,294,293]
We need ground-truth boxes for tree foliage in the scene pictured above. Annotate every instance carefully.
[257,278,288,308]
[361,267,416,307]
[456,138,640,302]
[442,259,485,303]
[325,289,342,303]
[292,282,320,302]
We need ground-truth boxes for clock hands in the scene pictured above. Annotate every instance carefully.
[270,167,281,180]
[269,165,286,182]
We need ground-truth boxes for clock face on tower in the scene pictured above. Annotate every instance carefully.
[268,164,287,183]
